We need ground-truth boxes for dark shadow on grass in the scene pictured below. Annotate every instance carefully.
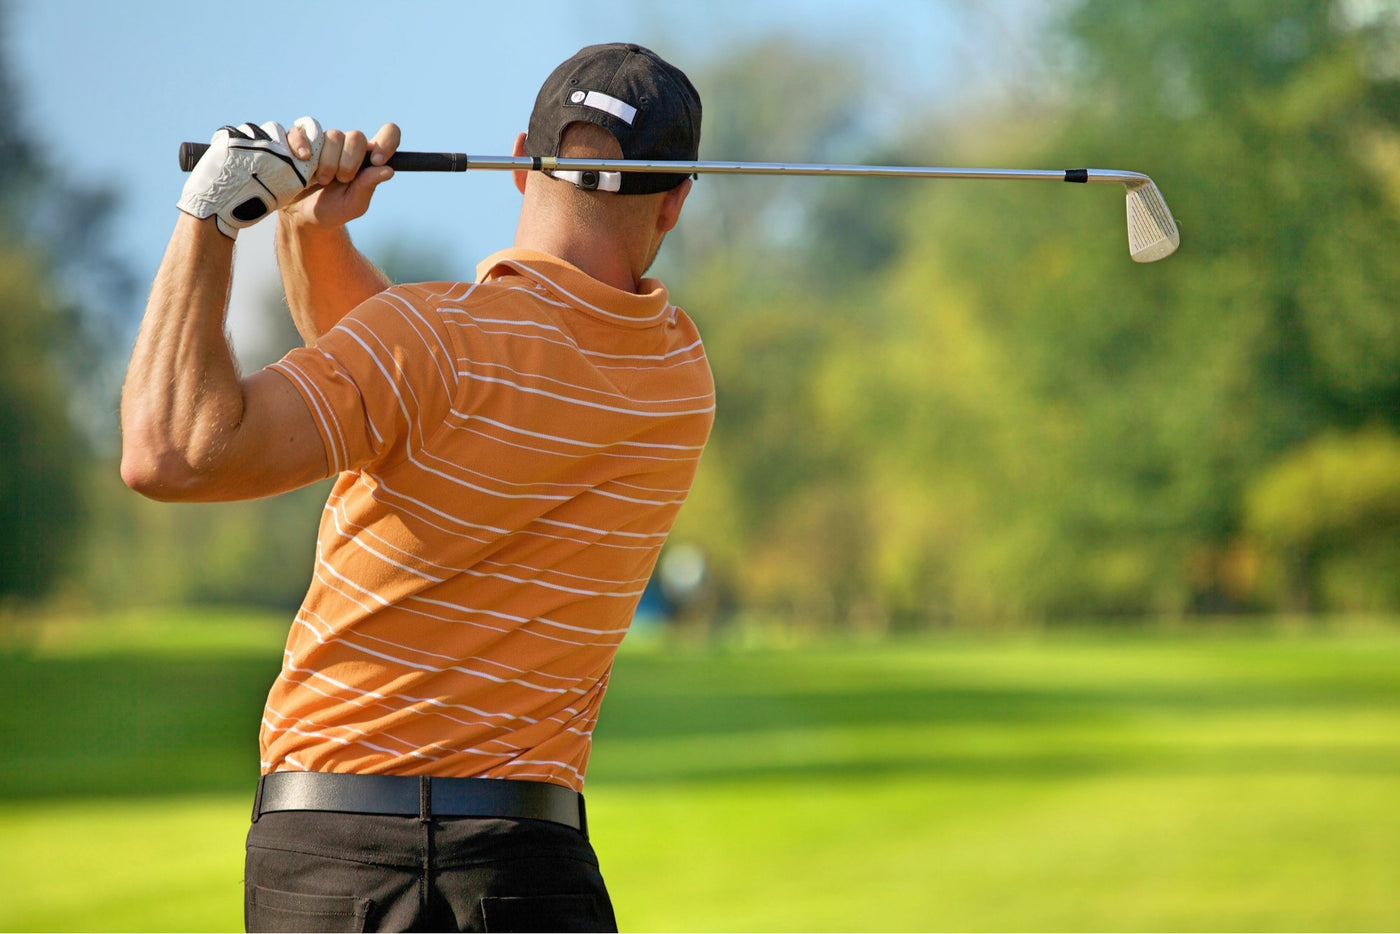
[0,653,278,800]
[595,651,1400,743]
[585,741,1400,787]
[3,643,1397,800]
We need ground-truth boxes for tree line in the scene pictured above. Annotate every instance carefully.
[4,1,1399,628]
[661,0,1400,627]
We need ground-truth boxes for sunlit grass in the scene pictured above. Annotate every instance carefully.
[593,772,1399,932]
[1,612,1396,931]
[0,795,250,933]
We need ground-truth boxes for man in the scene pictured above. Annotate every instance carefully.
[120,43,711,932]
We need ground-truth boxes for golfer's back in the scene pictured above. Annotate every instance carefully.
[261,247,714,790]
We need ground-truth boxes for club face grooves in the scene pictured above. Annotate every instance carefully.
[1125,181,1181,262]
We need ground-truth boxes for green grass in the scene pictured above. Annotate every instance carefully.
[1,613,1398,931]
[587,630,1400,931]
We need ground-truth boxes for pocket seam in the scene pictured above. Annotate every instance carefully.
[249,884,372,921]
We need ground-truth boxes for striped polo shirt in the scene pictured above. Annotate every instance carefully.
[262,247,714,791]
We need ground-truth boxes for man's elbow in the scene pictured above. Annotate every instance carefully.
[121,449,179,501]
[119,436,206,502]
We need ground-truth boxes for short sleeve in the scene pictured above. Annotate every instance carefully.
[267,287,458,475]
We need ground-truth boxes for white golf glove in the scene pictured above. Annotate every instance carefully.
[177,117,323,239]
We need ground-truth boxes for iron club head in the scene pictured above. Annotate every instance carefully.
[1124,180,1180,262]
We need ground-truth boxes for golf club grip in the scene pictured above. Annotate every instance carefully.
[178,141,467,173]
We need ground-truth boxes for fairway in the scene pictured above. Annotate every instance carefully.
[1,613,1398,931]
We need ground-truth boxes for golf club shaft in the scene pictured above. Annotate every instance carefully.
[177,141,1178,261]
[176,141,1148,186]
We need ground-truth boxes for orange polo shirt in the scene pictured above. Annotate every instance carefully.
[262,248,714,791]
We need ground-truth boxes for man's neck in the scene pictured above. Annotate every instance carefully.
[513,228,642,294]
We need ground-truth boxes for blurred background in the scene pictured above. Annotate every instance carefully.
[2,0,1398,931]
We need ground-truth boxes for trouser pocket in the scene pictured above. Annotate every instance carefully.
[246,884,372,933]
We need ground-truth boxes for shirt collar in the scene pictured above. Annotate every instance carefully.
[475,248,674,328]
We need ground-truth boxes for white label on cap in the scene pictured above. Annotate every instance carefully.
[578,90,638,125]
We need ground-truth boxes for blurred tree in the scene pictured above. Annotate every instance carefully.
[666,36,875,268]
[1246,428,1400,613]
[830,0,1400,621]
[660,39,886,624]
[0,249,84,601]
[0,1,130,605]
[668,1,1400,627]
[1044,0,1400,614]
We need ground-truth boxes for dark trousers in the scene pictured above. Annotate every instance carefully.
[245,809,618,932]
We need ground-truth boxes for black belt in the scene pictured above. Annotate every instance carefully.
[253,772,586,835]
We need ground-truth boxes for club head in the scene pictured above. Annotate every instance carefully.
[1125,181,1180,262]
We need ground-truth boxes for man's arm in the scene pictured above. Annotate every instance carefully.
[121,117,406,501]
[120,213,328,502]
[278,123,401,344]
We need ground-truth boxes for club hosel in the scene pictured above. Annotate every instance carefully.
[1076,168,1154,186]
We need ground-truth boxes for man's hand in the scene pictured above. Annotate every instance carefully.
[281,122,401,229]
[177,118,324,238]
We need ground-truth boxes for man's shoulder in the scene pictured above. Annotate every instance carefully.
[381,281,471,304]
[383,279,540,311]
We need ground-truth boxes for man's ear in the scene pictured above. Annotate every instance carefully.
[512,133,529,194]
[656,178,693,234]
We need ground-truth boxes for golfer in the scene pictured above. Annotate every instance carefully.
[121,43,710,932]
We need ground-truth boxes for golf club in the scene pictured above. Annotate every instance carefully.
[178,142,1181,262]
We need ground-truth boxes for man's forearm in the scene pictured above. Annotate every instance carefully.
[277,214,392,345]
[120,213,242,495]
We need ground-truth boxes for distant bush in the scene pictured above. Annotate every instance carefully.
[1247,428,1400,612]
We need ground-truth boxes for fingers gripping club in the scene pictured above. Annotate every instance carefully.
[179,142,466,173]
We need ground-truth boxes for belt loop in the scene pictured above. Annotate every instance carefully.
[418,776,432,823]
[251,775,265,823]
[578,793,589,840]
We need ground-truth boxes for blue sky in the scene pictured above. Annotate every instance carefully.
[7,0,1046,343]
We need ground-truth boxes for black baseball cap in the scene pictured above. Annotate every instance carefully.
[526,43,702,195]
